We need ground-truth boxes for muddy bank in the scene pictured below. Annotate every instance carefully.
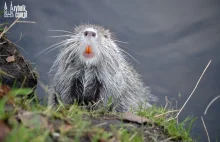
[0,36,37,95]
[2,108,180,142]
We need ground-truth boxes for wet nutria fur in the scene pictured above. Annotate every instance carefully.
[48,24,157,112]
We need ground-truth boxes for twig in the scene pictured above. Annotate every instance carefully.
[167,117,176,122]
[94,122,108,127]
[201,117,210,142]
[162,137,176,142]
[3,37,28,54]
[129,132,137,141]
[38,80,49,93]
[175,60,212,122]
[0,17,20,38]
[154,110,179,118]
[0,70,15,78]
[170,98,178,110]
[0,42,6,45]
[15,32,23,43]
[204,95,220,115]
[1,26,8,36]
[21,56,36,80]
[0,18,35,53]
[0,23,8,26]
[17,21,36,24]
[164,96,169,109]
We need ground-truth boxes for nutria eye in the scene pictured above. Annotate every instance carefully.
[104,35,108,38]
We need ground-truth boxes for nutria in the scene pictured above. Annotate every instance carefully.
[48,24,157,112]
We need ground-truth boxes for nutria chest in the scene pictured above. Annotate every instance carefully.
[70,67,102,105]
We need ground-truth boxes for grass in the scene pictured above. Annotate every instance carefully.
[0,24,6,34]
[137,105,196,141]
[0,92,132,142]
[0,83,196,142]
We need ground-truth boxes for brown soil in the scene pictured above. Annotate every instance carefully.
[0,36,37,96]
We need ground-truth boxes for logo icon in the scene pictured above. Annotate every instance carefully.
[4,1,27,18]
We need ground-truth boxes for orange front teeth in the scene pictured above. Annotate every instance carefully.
[85,45,92,54]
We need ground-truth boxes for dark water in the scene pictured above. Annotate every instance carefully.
[1,0,220,141]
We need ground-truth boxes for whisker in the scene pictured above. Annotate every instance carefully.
[45,39,75,54]
[44,40,75,55]
[35,40,70,56]
[204,95,220,115]
[44,44,64,54]
[46,45,64,55]
[48,29,74,34]
[116,43,130,49]
[48,35,73,38]
[120,48,139,64]
[113,39,129,44]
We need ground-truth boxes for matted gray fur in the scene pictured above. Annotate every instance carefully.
[48,24,157,112]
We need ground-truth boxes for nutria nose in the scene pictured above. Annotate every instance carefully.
[84,30,97,38]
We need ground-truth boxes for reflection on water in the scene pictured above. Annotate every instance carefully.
[0,0,220,141]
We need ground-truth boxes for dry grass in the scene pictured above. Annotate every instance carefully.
[201,117,210,142]
[176,60,212,122]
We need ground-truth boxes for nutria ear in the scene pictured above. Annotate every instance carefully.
[106,32,112,39]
